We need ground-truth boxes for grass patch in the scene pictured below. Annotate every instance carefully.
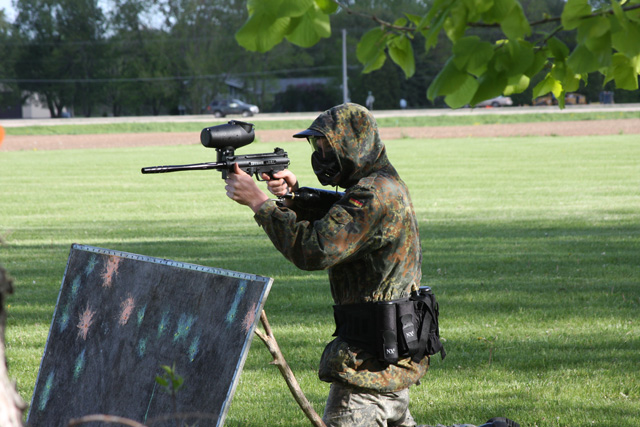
[1,134,639,426]
[3,110,639,136]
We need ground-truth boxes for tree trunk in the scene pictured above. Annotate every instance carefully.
[0,266,26,426]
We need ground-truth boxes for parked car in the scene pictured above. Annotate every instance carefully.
[205,99,259,117]
[475,95,513,107]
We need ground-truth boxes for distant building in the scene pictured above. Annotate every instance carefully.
[0,88,53,119]
[221,76,331,98]
[276,77,331,93]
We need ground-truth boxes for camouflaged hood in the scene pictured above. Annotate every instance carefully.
[306,103,390,188]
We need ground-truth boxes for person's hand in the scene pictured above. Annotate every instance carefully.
[262,169,298,197]
[225,163,269,213]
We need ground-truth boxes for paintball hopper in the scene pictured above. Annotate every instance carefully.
[200,120,254,150]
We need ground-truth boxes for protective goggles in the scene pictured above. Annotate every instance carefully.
[307,135,321,152]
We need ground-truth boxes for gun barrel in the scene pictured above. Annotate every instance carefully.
[141,162,222,174]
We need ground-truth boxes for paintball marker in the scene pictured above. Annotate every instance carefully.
[141,120,289,179]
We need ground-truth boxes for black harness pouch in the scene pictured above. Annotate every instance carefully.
[332,287,446,364]
[332,301,400,364]
[409,286,446,362]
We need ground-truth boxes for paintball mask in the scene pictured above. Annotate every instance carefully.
[308,135,341,186]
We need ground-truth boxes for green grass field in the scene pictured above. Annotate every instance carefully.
[1,120,639,426]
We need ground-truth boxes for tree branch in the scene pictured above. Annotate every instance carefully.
[336,1,417,32]
[255,310,326,427]
[470,4,640,28]
[336,0,640,33]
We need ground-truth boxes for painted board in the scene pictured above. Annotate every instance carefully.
[27,244,272,426]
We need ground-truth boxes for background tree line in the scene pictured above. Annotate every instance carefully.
[0,0,637,118]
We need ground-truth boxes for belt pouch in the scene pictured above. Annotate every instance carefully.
[376,302,398,363]
[397,300,419,357]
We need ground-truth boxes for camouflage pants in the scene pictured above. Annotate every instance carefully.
[322,383,416,427]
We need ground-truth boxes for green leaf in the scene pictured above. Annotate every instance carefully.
[469,0,494,15]
[443,2,468,42]
[499,39,534,76]
[547,37,570,60]
[273,0,315,17]
[470,70,508,105]
[628,4,640,23]
[558,90,566,109]
[393,17,408,27]
[556,61,581,92]
[172,376,184,390]
[285,4,331,48]
[388,35,415,78]
[426,0,454,21]
[561,0,592,31]
[532,73,562,99]
[444,74,479,108]
[551,58,568,82]
[235,11,291,53]
[155,376,169,387]
[577,15,609,43]
[452,36,494,76]
[525,50,549,77]
[504,74,530,95]
[500,1,531,39]
[236,0,319,52]
[423,2,455,51]
[567,44,601,73]
[572,18,612,69]
[612,21,640,56]
[609,53,640,90]
[564,73,581,93]
[315,0,338,14]
[481,0,513,23]
[356,28,387,73]
[611,0,629,31]
[427,58,468,100]
[579,20,612,68]
[405,13,423,27]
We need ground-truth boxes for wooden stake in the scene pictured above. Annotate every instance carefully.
[254,310,326,427]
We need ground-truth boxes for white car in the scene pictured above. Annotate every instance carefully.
[475,95,513,107]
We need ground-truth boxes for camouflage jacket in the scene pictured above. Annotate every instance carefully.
[254,103,429,392]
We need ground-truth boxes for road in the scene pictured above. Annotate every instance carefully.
[1,103,639,128]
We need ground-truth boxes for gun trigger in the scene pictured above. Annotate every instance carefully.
[256,171,275,182]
